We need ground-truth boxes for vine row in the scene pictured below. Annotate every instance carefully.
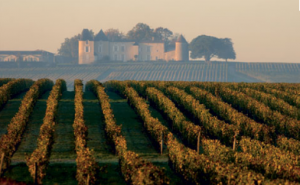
[186,85,300,155]
[0,79,34,110]
[195,83,300,141]
[236,87,300,120]
[0,79,53,176]
[141,83,300,182]
[86,80,169,185]
[0,78,13,87]
[107,81,277,184]
[230,83,300,110]
[164,85,238,146]
[73,79,98,185]
[26,79,66,184]
[187,86,275,143]
[144,86,202,151]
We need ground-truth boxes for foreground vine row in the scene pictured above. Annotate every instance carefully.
[193,83,300,140]
[231,86,300,120]
[0,79,53,176]
[106,81,289,184]
[0,79,34,110]
[73,80,98,185]
[86,80,168,185]
[131,81,300,182]
[1,79,300,184]
[229,83,300,111]
[26,79,66,184]
[184,85,300,155]
[0,78,13,87]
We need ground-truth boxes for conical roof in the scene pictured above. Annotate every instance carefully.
[176,35,187,43]
[94,29,108,41]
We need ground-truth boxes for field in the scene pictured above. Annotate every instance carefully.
[1,78,300,184]
[236,62,300,83]
[0,61,299,91]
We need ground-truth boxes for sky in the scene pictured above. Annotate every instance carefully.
[0,0,299,63]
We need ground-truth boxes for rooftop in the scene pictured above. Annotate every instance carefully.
[94,30,108,41]
[0,50,54,55]
[176,35,188,43]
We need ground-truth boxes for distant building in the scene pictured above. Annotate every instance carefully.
[0,50,55,63]
[78,29,189,64]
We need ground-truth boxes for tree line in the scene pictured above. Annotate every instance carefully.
[58,23,236,62]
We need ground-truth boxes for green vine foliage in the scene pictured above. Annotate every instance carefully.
[73,79,98,185]
[0,79,53,176]
[26,79,66,184]
[86,80,169,185]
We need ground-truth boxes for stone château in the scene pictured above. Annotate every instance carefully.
[79,29,189,64]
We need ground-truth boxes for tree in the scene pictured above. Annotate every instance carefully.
[217,38,236,62]
[126,23,155,42]
[58,29,94,58]
[58,35,80,58]
[104,28,125,41]
[154,27,173,42]
[189,35,236,62]
[168,33,180,45]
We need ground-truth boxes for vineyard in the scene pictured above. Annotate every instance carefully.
[236,62,300,83]
[0,61,299,91]
[1,78,300,184]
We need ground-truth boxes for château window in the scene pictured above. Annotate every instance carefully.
[121,54,125,61]
[86,41,88,44]
[121,46,125,52]
[114,54,118,61]
[86,46,89,52]
[114,46,118,52]
[98,46,102,53]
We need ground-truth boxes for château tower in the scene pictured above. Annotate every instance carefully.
[175,35,189,61]
[78,29,94,64]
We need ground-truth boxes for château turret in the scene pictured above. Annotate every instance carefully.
[175,35,189,61]
[78,29,94,64]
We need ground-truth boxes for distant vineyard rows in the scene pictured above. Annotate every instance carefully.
[0,63,229,90]
[236,62,300,72]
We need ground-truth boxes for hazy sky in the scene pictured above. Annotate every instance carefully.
[0,0,299,63]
